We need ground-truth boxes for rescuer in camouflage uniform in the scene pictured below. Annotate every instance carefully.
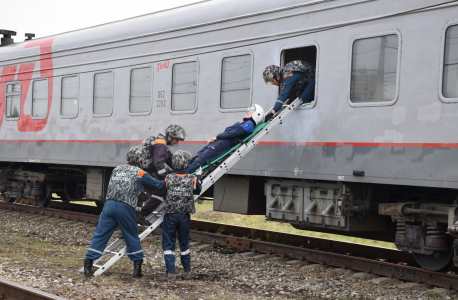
[158,150,202,281]
[262,60,315,121]
[138,124,187,223]
[83,146,165,278]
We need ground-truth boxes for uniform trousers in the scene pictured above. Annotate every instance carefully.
[184,139,232,173]
[86,200,143,261]
[162,213,191,272]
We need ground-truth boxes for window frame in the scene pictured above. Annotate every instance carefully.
[439,20,458,103]
[60,75,80,119]
[128,65,153,116]
[92,70,114,118]
[169,58,199,115]
[347,29,402,108]
[218,51,254,113]
[5,81,21,121]
[279,42,320,110]
[31,78,49,120]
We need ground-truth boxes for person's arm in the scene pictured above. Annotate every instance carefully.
[165,151,174,171]
[216,121,254,140]
[272,72,303,112]
[137,171,165,190]
[151,143,168,180]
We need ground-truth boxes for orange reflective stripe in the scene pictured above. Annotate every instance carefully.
[138,170,147,177]
[155,139,166,145]
[175,173,187,177]
[165,178,167,187]
[284,73,292,79]
[125,164,130,166]
[194,177,197,188]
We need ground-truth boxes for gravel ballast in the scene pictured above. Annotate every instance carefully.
[0,209,457,300]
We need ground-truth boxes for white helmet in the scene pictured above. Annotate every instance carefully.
[246,104,265,126]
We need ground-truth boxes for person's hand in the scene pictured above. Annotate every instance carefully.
[207,137,217,144]
[196,167,202,175]
[271,109,276,114]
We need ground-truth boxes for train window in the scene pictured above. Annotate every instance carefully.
[5,82,20,119]
[129,67,152,114]
[93,72,113,116]
[171,61,197,112]
[220,54,252,110]
[442,25,458,99]
[280,45,318,108]
[61,76,79,117]
[32,79,48,118]
[350,34,399,104]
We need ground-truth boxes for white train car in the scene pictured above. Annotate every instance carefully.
[1,0,458,270]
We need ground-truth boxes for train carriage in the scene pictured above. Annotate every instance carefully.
[1,0,458,271]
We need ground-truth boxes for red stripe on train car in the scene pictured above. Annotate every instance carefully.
[1,140,458,148]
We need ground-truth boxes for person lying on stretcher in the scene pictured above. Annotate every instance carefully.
[183,104,265,174]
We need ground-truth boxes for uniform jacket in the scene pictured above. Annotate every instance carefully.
[280,60,315,91]
[141,133,173,180]
[105,163,165,209]
[164,170,202,214]
[216,118,255,147]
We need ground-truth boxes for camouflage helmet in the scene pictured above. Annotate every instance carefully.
[126,145,147,164]
[165,124,187,142]
[263,65,281,84]
[172,150,192,170]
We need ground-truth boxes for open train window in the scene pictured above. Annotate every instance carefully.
[171,60,198,113]
[280,45,317,108]
[440,23,458,102]
[61,76,79,118]
[31,78,48,119]
[5,81,20,120]
[93,71,113,117]
[348,30,401,107]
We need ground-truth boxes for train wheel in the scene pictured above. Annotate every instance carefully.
[412,235,454,271]
[35,196,51,208]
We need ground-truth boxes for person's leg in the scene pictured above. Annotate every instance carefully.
[162,214,177,273]
[115,201,144,262]
[177,214,191,272]
[141,196,163,217]
[84,200,118,276]
[199,140,231,163]
[299,76,315,103]
[86,200,119,260]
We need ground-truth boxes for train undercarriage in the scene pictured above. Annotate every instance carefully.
[213,175,458,272]
[2,162,458,272]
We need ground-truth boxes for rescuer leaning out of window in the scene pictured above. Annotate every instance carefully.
[137,124,187,224]
[262,60,316,121]
[83,146,165,278]
[182,104,265,174]
[159,150,202,281]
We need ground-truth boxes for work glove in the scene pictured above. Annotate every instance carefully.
[264,112,274,122]
[196,167,202,175]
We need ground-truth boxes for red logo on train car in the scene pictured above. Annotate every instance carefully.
[0,36,55,132]
[157,60,169,72]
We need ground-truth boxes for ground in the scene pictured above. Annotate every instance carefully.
[0,202,456,300]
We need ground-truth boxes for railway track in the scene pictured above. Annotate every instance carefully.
[1,200,458,291]
[0,277,65,300]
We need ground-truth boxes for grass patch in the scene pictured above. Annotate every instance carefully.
[193,200,396,249]
[426,291,445,300]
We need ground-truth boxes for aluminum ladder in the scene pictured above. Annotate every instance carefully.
[79,97,304,276]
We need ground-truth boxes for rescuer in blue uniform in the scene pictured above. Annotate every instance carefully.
[158,150,202,281]
[183,104,265,174]
[262,60,315,121]
[83,145,165,278]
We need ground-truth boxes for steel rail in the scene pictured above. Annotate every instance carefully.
[0,277,66,300]
[1,201,457,290]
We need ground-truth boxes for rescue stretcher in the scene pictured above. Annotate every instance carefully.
[79,97,304,276]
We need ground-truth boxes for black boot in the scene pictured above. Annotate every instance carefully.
[83,258,93,277]
[132,260,143,278]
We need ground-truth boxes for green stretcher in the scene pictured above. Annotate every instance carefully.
[192,121,271,175]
